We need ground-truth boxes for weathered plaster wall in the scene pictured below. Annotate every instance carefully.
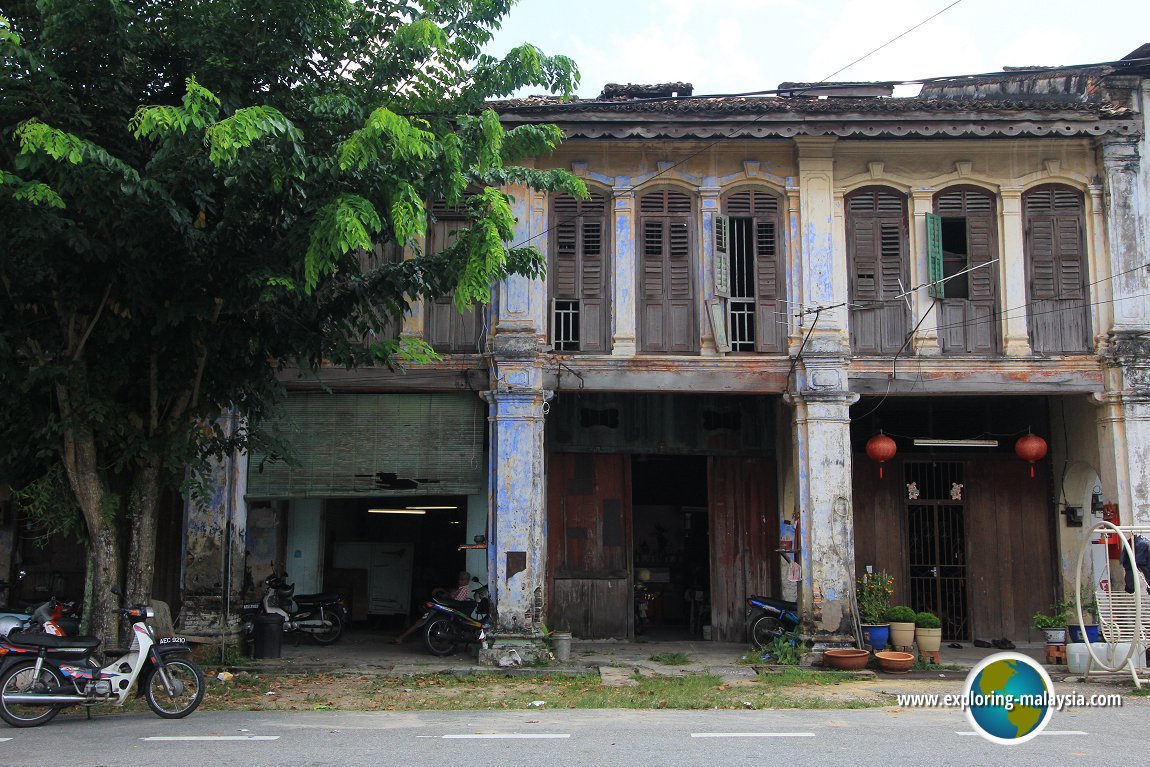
[285,499,324,595]
[1051,396,1107,599]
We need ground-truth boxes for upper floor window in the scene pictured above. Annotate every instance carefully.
[718,188,786,353]
[846,187,909,355]
[933,187,999,355]
[1023,185,1091,354]
[424,200,485,354]
[550,190,609,352]
[638,189,697,354]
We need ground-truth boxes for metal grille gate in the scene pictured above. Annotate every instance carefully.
[906,461,969,640]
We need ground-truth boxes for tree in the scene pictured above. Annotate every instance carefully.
[0,0,583,646]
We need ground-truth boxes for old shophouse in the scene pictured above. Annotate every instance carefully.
[179,50,1150,655]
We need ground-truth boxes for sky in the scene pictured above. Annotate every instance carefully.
[484,0,1150,99]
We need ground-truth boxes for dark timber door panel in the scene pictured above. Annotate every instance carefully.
[906,462,969,641]
[708,456,778,643]
[547,453,632,638]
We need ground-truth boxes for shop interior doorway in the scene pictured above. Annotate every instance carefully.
[631,455,709,639]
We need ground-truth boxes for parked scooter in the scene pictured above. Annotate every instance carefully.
[0,592,80,639]
[422,578,490,656]
[746,594,800,649]
[0,588,204,728]
[240,573,346,645]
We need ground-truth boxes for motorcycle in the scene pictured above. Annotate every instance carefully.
[0,589,204,728]
[746,594,800,649]
[240,572,346,645]
[422,579,490,657]
[0,594,80,639]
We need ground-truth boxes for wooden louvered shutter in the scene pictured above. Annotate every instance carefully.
[580,215,606,352]
[426,216,483,353]
[1025,186,1089,353]
[965,195,998,354]
[639,191,697,353]
[849,215,881,353]
[847,188,908,354]
[754,219,781,352]
[554,217,579,299]
[642,219,668,351]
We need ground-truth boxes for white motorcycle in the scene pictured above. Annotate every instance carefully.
[0,590,204,728]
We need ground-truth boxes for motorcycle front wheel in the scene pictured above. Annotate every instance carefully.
[0,660,65,728]
[423,616,459,656]
[310,612,344,645]
[750,614,785,650]
[144,659,205,718]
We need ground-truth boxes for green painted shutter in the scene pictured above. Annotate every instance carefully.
[246,393,485,498]
[926,212,944,299]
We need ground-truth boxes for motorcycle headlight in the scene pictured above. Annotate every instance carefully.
[145,607,156,620]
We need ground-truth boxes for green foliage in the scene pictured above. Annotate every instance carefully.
[763,631,806,666]
[1032,600,1071,630]
[885,605,917,624]
[0,0,581,594]
[648,652,692,666]
[11,466,86,544]
[856,571,895,624]
[915,611,941,629]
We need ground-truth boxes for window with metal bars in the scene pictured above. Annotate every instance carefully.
[719,188,784,353]
[550,191,609,352]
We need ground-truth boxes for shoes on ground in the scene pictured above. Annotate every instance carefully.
[973,639,993,648]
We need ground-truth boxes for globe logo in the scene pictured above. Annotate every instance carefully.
[964,652,1054,744]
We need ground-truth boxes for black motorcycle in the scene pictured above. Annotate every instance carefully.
[422,579,490,656]
[241,573,347,645]
[746,594,800,649]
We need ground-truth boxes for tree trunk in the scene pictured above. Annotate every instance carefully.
[126,464,161,606]
[56,382,123,648]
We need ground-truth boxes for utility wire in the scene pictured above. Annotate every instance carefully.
[502,0,968,254]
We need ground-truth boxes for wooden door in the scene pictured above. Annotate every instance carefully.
[547,453,632,638]
[707,456,779,642]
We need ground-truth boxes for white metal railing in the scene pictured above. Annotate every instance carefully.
[1075,521,1150,687]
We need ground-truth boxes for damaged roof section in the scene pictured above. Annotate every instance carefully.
[493,48,1149,140]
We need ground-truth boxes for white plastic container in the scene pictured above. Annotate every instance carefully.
[1107,642,1146,670]
[1067,642,1109,673]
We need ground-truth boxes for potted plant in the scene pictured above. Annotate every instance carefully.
[856,570,894,650]
[885,605,917,649]
[1032,601,1070,644]
[914,611,942,653]
[1067,592,1100,643]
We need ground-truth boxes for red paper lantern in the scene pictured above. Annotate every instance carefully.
[1015,433,1048,478]
[865,433,897,478]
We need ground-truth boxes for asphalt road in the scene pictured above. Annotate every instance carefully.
[0,704,1142,766]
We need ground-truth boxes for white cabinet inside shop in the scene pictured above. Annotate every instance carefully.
[332,542,413,616]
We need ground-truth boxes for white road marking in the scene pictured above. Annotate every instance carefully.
[438,734,571,739]
[140,736,280,741]
[691,733,816,738]
[0,737,12,742]
[955,731,1088,736]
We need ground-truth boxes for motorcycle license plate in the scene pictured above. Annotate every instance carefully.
[158,636,188,645]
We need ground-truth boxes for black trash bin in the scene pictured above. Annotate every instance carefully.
[252,613,285,659]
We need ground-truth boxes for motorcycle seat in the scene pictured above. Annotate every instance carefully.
[293,592,341,605]
[434,598,477,613]
[748,595,798,612]
[9,632,102,651]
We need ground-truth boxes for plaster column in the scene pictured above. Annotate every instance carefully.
[795,137,848,347]
[477,180,552,664]
[496,182,545,336]
[180,417,247,640]
[788,137,858,647]
[480,342,550,665]
[787,368,860,647]
[1096,337,1150,526]
[611,183,638,356]
[1100,137,1149,330]
[910,189,941,355]
[699,183,722,355]
[999,188,1032,356]
[1087,185,1112,348]
[399,243,424,341]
